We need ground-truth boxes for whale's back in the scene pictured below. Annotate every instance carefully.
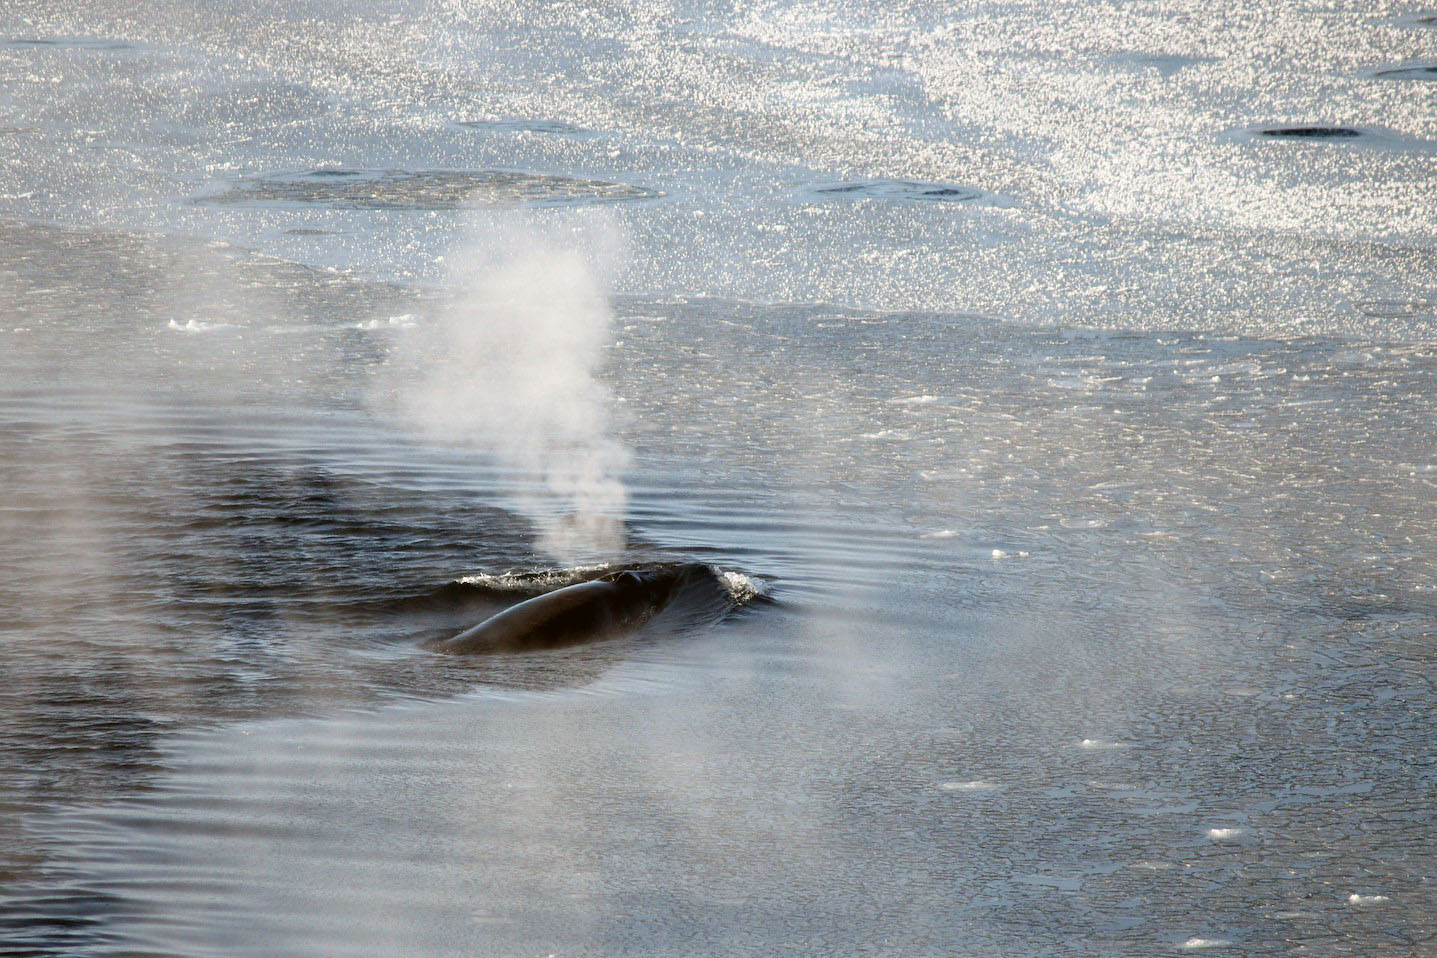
[432,576,657,654]
[425,562,736,656]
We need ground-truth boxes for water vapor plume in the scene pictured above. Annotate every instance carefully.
[379,215,632,562]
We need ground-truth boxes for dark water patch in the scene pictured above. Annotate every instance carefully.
[197,169,660,210]
[367,578,517,620]
[1111,52,1217,79]
[281,228,334,236]
[443,643,627,691]
[0,885,124,958]
[1391,13,1437,28]
[1371,63,1437,81]
[0,404,764,821]
[1229,124,1435,152]
[451,118,611,140]
[809,178,986,204]
[0,437,539,806]
[1354,299,1434,318]
[1257,126,1362,139]
[4,36,133,51]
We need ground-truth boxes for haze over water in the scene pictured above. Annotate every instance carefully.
[1,0,1434,954]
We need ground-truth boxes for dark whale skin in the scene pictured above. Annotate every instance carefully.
[425,566,696,655]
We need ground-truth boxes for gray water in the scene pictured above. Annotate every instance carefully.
[1,0,1435,954]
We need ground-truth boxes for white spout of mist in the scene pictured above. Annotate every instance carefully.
[382,217,631,562]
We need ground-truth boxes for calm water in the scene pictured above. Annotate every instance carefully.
[2,1,1435,954]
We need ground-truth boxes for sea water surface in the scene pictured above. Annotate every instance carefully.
[1,0,1435,954]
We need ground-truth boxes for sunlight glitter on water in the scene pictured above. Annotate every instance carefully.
[1,0,1435,953]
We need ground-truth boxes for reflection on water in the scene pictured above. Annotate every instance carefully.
[1256,126,1362,139]
[199,169,661,210]
[451,118,612,140]
[808,179,988,203]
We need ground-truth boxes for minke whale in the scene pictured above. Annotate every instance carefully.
[425,563,706,655]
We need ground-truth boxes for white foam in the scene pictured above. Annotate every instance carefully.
[353,313,418,330]
[1347,893,1389,905]
[888,394,940,405]
[1206,827,1244,841]
[167,318,234,333]
[456,565,766,604]
[1079,738,1130,750]
[457,563,612,591]
[718,569,768,602]
[1181,937,1232,950]
[939,780,999,792]
[921,529,959,539]
[1059,517,1107,529]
